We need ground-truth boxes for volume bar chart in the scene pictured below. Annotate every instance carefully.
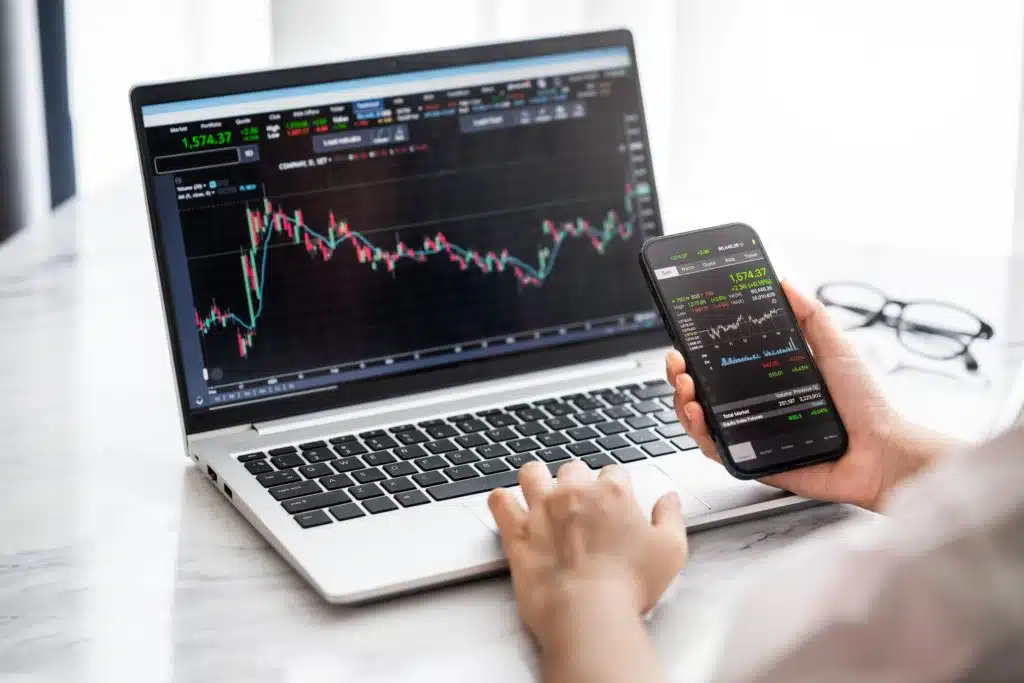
[196,187,639,358]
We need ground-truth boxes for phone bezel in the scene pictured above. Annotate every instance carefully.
[639,223,848,479]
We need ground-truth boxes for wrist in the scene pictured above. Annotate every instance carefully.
[534,575,642,653]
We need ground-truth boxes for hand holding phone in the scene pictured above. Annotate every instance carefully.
[640,223,848,479]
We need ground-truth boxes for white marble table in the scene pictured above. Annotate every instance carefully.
[1,181,1020,682]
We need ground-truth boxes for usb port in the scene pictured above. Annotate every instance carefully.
[223,484,233,499]
[207,465,218,483]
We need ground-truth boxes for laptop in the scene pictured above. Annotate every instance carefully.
[130,30,815,603]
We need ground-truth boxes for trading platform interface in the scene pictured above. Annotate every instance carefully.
[645,227,844,470]
[140,47,661,413]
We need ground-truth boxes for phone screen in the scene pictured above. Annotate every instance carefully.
[641,224,846,476]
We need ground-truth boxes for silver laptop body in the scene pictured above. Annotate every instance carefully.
[131,30,814,603]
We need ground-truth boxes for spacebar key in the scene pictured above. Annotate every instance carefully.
[427,470,520,501]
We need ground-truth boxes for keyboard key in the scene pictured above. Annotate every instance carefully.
[299,440,327,450]
[477,408,502,416]
[445,465,480,481]
[567,441,600,456]
[582,453,615,469]
[504,403,530,412]
[363,497,398,514]
[245,460,273,475]
[419,418,445,427]
[575,411,605,425]
[627,430,660,445]
[359,429,386,438]
[508,438,540,453]
[611,447,646,463]
[302,447,337,463]
[283,489,351,514]
[364,451,397,466]
[643,441,675,457]
[567,426,599,441]
[532,398,559,406]
[383,462,417,478]
[573,397,604,411]
[412,471,448,488]
[415,456,448,471]
[237,452,266,463]
[332,456,365,473]
[545,462,564,477]
[395,490,430,507]
[425,424,459,440]
[672,436,700,451]
[477,460,511,475]
[633,382,675,400]
[453,418,488,433]
[516,422,548,437]
[595,421,627,436]
[294,510,332,528]
[486,413,518,428]
[657,423,687,438]
[382,476,415,494]
[298,463,334,479]
[425,439,457,454]
[654,410,678,424]
[393,444,427,460]
[477,443,511,459]
[484,427,518,442]
[256,469,301,488]
[455,433,487,449]
[644,379,666,386]
[447,413,474,422]
[364,434,398,451]
[269,479,321,501]
[626,415,657,430]
[604,406,634,420]
[537,447,571,463]
[545,403,573,416]
[617,383,642,393]
[427,470,519,501]
[329,503,366,521]
[268,445,297,456]
[597,435,629,450]
[271,453,305,469]
[537,432,570,447]
[352,467,386,484]
[349,483,385,500]
[396,429,429,445]
[320,473,355,490]
[447,450,480,466]
[561,393,586,401]
[545,416,576,431]
[515,408,546,422]
[603,392,631,405]
[389,424,415,433]
[334,441,368,457]
[329,435,356,445]
[506,453,538,469]
[633,401,662,414]
[659,396,675,407]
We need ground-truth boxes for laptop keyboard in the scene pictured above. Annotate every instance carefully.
[235,380,699,529]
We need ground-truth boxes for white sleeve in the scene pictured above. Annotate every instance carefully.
[709,426,1024,683]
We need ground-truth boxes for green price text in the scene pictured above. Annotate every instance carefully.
[181,131,232,150]
[728,267,767,283]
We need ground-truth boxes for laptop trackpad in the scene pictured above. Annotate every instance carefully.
[464,463,704,532]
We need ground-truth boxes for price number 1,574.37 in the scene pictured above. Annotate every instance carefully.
[728,267,767,283]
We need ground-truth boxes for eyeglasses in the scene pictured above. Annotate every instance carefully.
[815,282,994,372]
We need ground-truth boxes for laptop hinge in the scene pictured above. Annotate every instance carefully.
[254,356,642,437]
[187,424,254,443]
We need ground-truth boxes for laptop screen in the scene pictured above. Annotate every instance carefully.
[138,43,662,418]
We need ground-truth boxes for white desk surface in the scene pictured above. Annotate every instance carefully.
[1,180,1020,682]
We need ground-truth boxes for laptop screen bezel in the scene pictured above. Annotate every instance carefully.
[129,29,668,436]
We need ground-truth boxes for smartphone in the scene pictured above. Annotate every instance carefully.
[639,223,848,479]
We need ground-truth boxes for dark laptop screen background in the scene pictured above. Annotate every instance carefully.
[139,46,661,415]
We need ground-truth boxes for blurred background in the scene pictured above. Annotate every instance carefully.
[4,0,1024,254]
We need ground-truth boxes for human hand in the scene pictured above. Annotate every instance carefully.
[487,460,687,652]
[667,280,945,512]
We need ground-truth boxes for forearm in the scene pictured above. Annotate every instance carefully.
[879,421,965,510]
[539,584,668,683]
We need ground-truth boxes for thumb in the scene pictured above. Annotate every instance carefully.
[781,279,853,360]
[652,491,684,533]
